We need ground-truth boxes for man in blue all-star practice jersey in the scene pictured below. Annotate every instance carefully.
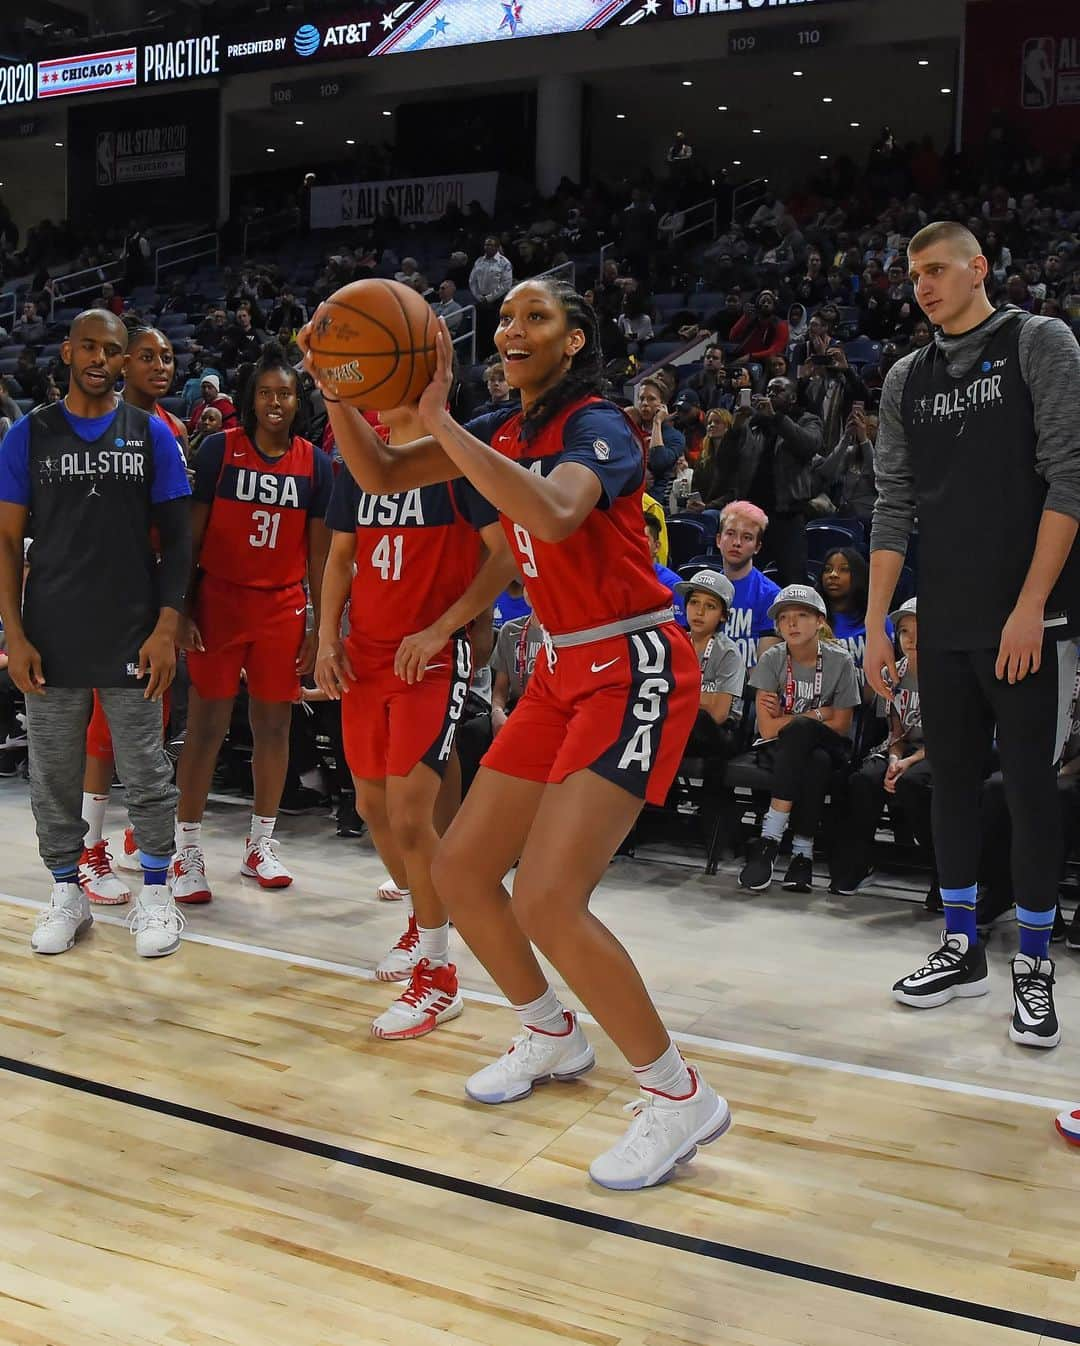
[0,309,191,961]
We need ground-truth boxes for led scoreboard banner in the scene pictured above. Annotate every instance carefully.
[0,0,854,108]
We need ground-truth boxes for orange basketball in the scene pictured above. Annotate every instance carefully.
[307,277,439,411]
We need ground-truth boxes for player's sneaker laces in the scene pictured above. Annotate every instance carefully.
[128,885,184,958]
[31,882,92,955]
[241,837,293,888]
[892,931,990,1008]
[588,1068,732,1191]
[1009,953,1060,1049]
[116,825,142,872]
[376,915,421,981]
[377,879,409,902]
[465,1011,596,1104]
[371,958,463,1039]
[79,840,131,905]
[171,845,212,904]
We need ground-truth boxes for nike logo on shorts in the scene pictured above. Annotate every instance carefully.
[294,607,307,616]
[424,663,446,672]
[591,658,620,674]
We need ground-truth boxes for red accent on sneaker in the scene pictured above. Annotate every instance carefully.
[638,1065,701,1103]
[391,916,420,954]
[398,957,458,1007]
[123,826,138,858]
[524,1010,575,1037]
[1056,1117,1080,1145]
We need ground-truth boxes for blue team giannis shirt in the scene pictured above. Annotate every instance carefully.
[0,400,190,687]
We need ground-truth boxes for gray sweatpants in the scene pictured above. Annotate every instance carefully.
[26,687,177,873]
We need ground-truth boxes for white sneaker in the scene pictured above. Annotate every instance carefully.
[129,884,184,957]
[377,879,409,902]
[31,882,92,955]
[241,837,293,888]
[371,959,463,1040]
[79,840,131,905]
[115,825,142,872]
[171,844,212,905]
[588,1068,731,1191]
[376,915,421,981]
[465,1011,596,1104]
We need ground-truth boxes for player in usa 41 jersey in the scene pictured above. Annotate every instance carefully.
[317,402,514,1040]
[174,343,333,902]
[301,277,728,1192]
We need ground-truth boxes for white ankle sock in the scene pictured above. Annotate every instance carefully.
[512,985,570,1036]
[249,815,276,845]
[417,922,450,967]
[175,820,202,851]
[81,793,109,847]
[633,1040,694,1098]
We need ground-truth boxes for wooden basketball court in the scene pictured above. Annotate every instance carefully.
[0,782,1078,1345]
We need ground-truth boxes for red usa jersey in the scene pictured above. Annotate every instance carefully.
[194,428,333,589]
[326,463,497,651]
[463,397,670,636]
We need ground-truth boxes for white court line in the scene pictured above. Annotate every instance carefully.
[2,889,1074,1114]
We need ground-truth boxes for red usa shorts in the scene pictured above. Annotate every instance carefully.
[482,620,698,805]
[86,689,171,760]
[342,632,472,781]
[187,574,306,703]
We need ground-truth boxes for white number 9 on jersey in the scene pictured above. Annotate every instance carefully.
[513,523,538,578]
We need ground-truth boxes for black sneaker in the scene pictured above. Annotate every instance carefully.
[923,881,943,914]
[0,745,26,778]
[829,866,873,896]
[892,932,990,1008]
[1068,906,1080,951]
[1009,954,1060,1048]
[1052,906,1067,945]
[279,786,331,816]
[739,836,779,892]
[782,854,813,892]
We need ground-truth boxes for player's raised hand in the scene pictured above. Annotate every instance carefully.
[314,635,356,700]
[417,318,454,431]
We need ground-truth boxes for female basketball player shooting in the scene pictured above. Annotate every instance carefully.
[301,278,728,1191]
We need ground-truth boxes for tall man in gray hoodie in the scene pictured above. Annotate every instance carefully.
[865,221,1080,1057]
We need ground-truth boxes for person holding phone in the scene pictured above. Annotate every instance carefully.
[812,400,878,531]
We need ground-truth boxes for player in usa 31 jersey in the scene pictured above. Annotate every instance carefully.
[301,277,728,1192]
[173,343,333,902]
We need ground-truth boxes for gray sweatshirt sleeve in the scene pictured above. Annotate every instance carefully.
[1020,317,1080,520]
[869,354,918,555]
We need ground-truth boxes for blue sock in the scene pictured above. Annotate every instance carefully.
[761,807,788,842]
[140,851,170,888]
[792,835,813,858]
[51,866,78,884]
[941,885,978,944]
[1016,905,1055,961]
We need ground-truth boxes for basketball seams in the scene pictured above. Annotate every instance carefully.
[308,278,437,408]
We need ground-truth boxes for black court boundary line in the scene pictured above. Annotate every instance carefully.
[2,1052,1078,1343]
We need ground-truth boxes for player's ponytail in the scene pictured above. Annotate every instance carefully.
[520,277,606,441]
[240,339,308,442]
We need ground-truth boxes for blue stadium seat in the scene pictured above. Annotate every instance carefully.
[158,312,188,328]
[167,325,196,340]
[805,518,867,560]
[665,516,711,569]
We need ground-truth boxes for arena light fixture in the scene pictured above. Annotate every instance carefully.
[850,121,861,127]
[792,70,803,77]
[717,105,728,111]
[918,59,929,66]
[819,154,828,160]
[345,138,356,144]
[266,147,276,153]
[616,112,626,119]
[54,141,63,147]
[295,119,304,126]
[732,159,742,166]
[752,127,761,134]
[382,109,392,117]
[682,80,693,86]
[822,96,833,103]
[940,86,952,93]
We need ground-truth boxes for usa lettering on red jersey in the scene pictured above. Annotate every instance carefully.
[326,466,497,651]
[197,427,326,589]
[464,397,670,637]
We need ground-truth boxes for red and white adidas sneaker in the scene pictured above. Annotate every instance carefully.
[115,825,142,873]
[79,840,131,905]
[171,845,212,905]
[371,959,463,1040]
[1056,1106,1080,1146]
[376,915,421,982]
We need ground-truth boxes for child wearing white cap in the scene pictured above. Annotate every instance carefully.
[739,584,860,893]
[829,598,937,901]
[674,570,746,760]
